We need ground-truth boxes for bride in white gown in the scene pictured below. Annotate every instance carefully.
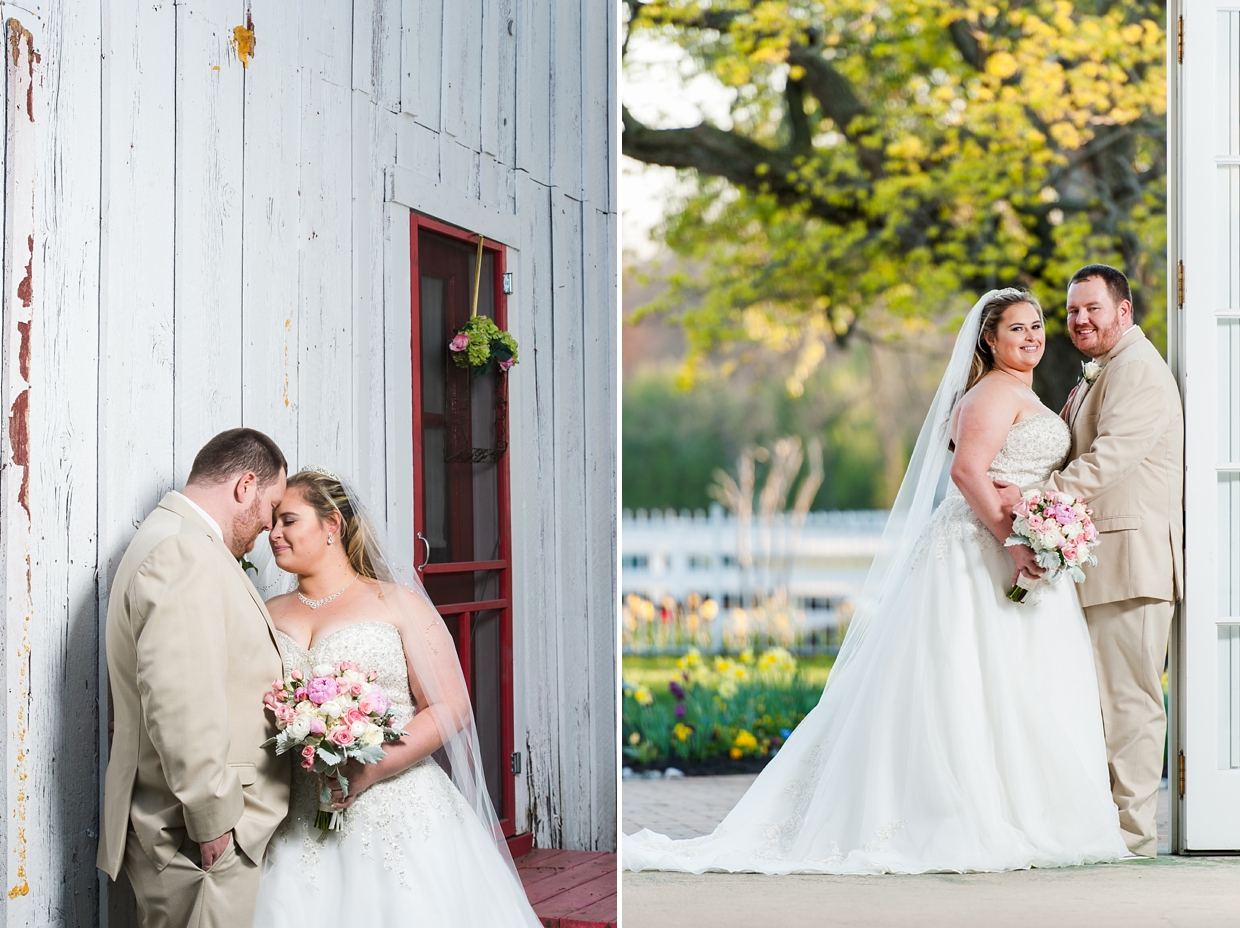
[623,289,1129,875]
[251,469,541,926]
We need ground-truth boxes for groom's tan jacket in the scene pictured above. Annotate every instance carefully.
[1046,325,1184,608]
[97,492,289,879]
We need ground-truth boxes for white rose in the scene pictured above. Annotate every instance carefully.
[320,701,342,719]
[361,726,383,746]
[350,721,368,739]
[287,715,311,741]
[312,664,334,678]
[295,700,315,715]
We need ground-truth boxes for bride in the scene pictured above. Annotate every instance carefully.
[623,289,1129,875]
[250,468,541,926]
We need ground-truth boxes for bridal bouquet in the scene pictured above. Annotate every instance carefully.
[1005,490,1099,603]
[262,662,403,831]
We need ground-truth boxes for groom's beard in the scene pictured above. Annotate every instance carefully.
[1074,317,1124,358]
[230,496,267,556]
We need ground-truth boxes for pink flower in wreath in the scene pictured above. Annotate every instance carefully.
[498,358,515,371]
[449,333,470,352]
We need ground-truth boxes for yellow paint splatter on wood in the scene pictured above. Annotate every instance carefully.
[283,319,291,407]
[231,24,255,68]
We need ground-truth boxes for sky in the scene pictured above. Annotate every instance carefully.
[621,35,736,261]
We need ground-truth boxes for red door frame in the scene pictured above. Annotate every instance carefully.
[409,213,521,845]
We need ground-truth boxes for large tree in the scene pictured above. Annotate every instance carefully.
[623,0,1167,404]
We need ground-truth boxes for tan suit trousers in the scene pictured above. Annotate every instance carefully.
[1083,597,1173,858]
[123,830,260,928]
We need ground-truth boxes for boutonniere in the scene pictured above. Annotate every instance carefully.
[1081,360,1104,385]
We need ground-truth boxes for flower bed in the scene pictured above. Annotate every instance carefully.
[622,647,824,772]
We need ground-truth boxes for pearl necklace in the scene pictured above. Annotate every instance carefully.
[297,573,358,610]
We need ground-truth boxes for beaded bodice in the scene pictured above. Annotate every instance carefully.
[945,411,1070,497]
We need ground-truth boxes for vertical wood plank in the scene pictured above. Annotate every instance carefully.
[29,3,104,921]
[582,206,617,851]
[510,173,561,847]
[440,0,482,152]
[550,0,584,200]
[383,203,415,570]
[1,20,39,917]
[581,0,611,210]
[242,0,303,461]
[401,0,443,129]
[298,0,355,471]
[174,0,246,481]
[480,0,515,161]
[514,0,551,184]
[550,192,591,849]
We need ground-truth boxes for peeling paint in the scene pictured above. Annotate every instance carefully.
[7,391,29,517]
[6,19,39,122]
[16,234,31,307]
[232,14,255,68]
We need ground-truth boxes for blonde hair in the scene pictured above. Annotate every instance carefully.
[285,470,377,579]
[963,288,1043,394]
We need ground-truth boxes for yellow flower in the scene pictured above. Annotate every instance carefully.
[714,657,733,674]
[673,723,693,742]
[634,686,654,707]
[732,730,759,755]
[700,599,719,620]
[718,680,738,699]
[729,747,743,760]
[628,732,641,745]
[739,648,755,664]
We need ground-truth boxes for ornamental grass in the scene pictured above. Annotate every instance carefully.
[622,647,823,769]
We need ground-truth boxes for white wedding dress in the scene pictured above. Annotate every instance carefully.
[624,411,1129,874]
[253,621,541,926]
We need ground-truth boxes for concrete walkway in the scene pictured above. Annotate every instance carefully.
[622,775,1240,928]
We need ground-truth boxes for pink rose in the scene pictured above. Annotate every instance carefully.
[339,661,358,672]
[1027,514,1045,531]
[301,759,314,770]
[358,688,390,717]
[498,358,515,371]
[309,718,326,736]
[294,687,308,702]
[1062,544,1079,562]
[1013,501,1031,518]
[288,669,304,682]
[272,679,284,690]
[276,705,296,725]
[263,692,278,710]
[307,676,339,706]
[329,726,355,747]
[367,671,378,682]
[349,682,364,697]
[301,745,315,759]
[449,332,470,352]
[345,709,366,726]
[1086,525,1098,541]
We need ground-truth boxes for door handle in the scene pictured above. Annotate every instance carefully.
[416,532,431,572]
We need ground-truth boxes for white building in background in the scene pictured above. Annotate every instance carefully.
[621,506,888,629]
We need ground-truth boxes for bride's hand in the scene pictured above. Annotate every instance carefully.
[328,760,378,809]
[1007,543,1045,586]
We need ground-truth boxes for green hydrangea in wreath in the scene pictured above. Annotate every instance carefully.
[448,315,519,378]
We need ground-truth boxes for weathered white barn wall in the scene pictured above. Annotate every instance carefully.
[0,0,616,924]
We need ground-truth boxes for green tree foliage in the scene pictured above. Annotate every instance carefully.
[621,339,942,511]
[623,0,1167,403]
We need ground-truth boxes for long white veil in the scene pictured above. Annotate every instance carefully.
[248,475,535,912]
[830,289,1013,678]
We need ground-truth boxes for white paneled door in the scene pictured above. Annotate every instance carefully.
[1178,0,1240,850]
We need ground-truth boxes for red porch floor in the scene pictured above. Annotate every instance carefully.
[515,849,617,928]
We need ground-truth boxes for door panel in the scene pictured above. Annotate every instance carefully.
[411,218,516,834]
[1180,0,1240,849]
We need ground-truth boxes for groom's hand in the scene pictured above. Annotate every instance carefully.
[993,480,1022,514]
[199,832,231,871]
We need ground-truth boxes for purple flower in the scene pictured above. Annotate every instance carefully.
[498,358,515,371]
[674,703,686,719]
[1052,504,1076,526]
[669,681,686,700]
[306,676,338,706]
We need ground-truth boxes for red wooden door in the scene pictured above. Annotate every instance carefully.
[410,216,517,836]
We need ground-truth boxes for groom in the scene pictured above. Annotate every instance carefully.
[97,428,290,926]
[998,264,1183,858]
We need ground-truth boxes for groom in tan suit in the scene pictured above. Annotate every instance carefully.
[999,265,1183,857]
[97,429,291,926]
